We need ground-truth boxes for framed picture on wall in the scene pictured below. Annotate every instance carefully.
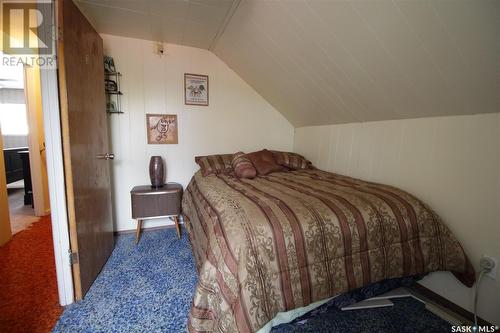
[184,73,209,106]
[146,114,178,144]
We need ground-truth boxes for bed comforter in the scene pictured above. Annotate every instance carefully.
[182,169,474,333]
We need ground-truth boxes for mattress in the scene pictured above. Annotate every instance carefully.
[182,169,474,333]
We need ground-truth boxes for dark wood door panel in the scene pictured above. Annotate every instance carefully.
[57,0,114,299]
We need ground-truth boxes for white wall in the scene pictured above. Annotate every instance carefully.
[25,66,51,216]
[294,113,500,324]
[0,88,24,103]
[102,34,294,232]
[2,135,28,149]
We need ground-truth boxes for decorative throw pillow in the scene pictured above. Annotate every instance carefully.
[246,149,287,175]
[232,152,257,179]
[271,151,312,170]
[195,154,233,177]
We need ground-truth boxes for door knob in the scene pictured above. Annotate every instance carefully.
[97,153,115,160]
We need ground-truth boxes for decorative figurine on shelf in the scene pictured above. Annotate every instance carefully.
[105,79,118,93]
[104,56,116,73]
[149,156,165,188]
[106,100,117,112]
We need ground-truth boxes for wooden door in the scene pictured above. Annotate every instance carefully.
[56,0,114,300]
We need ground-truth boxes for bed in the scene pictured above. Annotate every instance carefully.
[182,164,474,333]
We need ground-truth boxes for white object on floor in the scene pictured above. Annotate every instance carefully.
[341,287,425,311]
[256,296,334,333]
[341,298,394,311]
[6,180,24,189]
[369,287,424,302]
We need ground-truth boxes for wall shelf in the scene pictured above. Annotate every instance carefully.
[104,64,123,114]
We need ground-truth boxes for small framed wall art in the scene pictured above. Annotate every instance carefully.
[146,114,178,144]
[184,73,209,106]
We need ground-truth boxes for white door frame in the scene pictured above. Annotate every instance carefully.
[37,0,74,306]
[39,65,74,306]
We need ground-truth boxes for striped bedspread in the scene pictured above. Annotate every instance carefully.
[182,169,474,333]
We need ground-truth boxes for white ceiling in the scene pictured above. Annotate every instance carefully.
[76,0,499,127]
[75,0,239,49]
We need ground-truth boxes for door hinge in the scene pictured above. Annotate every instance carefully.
[69,249,79,265]
[57,27,63,41]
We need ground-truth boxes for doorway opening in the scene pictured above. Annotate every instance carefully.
[0,52,62,332]
[0,52,50,233]
[1,61,35,233]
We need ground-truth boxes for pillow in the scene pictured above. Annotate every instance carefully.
[271,151,312,170]
[195,154,233,177]
[231,152,257,179]
[246,149,286,175]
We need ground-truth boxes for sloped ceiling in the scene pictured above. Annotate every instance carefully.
[75,0,239,49]
[75,0,499,127]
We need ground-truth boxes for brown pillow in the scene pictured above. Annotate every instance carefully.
[271,151,312,170]
[246,149,286,175]
[195,154,233,177]
[232,152,257,179]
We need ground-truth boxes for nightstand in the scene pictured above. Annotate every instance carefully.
[130,183,183,244]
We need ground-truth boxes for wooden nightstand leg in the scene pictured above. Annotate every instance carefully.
[173,215,181,239]
[136,219,143,244]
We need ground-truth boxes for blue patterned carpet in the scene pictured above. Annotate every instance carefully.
[53,227,197,333]
[53,228,451,333]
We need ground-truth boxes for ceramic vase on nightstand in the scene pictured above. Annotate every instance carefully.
[149,156,165,188]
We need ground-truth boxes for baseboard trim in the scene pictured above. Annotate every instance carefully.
[114,224,176,236]
[409,283,492,326]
